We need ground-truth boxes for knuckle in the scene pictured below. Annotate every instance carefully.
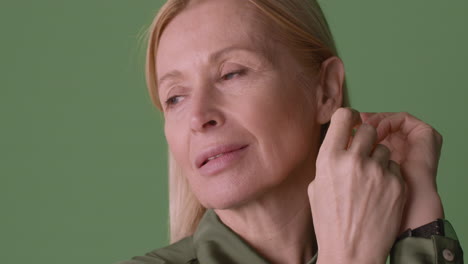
[362,123,377,137]
[368,160,385,176]
[387,167,405,191]
[388,159,401,170]
[398,181,407,200]
[343,154,362,175]
[388,176,405,196]
[347,152,363,166]
[376,143,390,154]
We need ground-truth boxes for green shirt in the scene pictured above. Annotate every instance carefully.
[116,209,464,264]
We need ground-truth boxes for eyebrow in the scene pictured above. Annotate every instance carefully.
[157,45,269,88]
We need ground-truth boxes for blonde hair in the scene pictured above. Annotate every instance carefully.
[145,0,351,242]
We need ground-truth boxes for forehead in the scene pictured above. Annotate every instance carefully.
[156,0,274,75]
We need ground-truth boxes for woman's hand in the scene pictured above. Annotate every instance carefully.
[360,111,444,232]
[310,108,407,264]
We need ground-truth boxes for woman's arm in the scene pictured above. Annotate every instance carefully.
[310,108,464,264]
[361,111,444,232]
[310,108,407,264]
[363,112,465,263]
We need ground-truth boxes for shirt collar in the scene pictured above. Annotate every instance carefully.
[192,209,318,264]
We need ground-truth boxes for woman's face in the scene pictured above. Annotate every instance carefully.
[156,0,322,209]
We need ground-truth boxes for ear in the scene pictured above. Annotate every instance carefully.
[315,56,344,125]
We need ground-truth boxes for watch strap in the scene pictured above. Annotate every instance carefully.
[396,219,445,241]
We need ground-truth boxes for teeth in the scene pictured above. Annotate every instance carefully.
[207,153,224,161]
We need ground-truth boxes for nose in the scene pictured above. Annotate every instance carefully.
[189,93,225,133]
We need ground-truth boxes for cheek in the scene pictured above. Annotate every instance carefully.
[236,78,314,171]
[164,120,191,170]
[246,75,311,136]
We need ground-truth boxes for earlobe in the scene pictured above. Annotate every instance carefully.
[315,56,344,125]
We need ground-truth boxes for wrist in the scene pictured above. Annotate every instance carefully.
[317,252,385,264]
[317,257,384,264]
[399,191,444,233]
[403,170,438,196]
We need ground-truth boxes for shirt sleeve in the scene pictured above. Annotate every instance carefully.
[390,219,464,264]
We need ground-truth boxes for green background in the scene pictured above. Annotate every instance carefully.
[1,0,466,263]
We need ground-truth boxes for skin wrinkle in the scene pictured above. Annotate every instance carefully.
[157,13,278,110]
[156,1,300,110]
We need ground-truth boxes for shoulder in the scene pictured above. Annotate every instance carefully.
[114,236,197,264]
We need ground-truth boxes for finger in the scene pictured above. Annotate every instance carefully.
[388,159,401,176]
[388,160,405,191]
[360,112,377,123]
[366,112,424,142]
[348,123,377,156]
[371,144,391,167]
[363,112,393,126]
[322,107,362,151]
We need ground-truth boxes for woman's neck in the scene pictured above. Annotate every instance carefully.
[215,169,317,264]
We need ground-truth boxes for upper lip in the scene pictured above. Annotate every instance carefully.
[195,143,248,168]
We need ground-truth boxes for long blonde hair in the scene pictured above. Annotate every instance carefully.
[144,0,350,242]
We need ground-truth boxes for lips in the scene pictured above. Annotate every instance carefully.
[195,144,248,169]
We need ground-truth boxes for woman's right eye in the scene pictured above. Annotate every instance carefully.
[221,69,246,81]
[165,95,183,107]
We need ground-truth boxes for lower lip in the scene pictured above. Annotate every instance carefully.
[199,146,249,176]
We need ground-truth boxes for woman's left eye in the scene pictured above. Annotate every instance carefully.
[221,69,245,81]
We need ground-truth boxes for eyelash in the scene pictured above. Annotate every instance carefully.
[164,70,247,108]
[165,96,182,107]
[221,69,246,81]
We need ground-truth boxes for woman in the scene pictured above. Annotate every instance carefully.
[118,0,463,263]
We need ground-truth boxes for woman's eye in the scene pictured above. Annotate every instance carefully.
[165,95,183,107]
[221,69,245,81]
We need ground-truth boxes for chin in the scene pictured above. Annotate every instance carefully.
[191,177,267,210]
[186,154,288,210]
